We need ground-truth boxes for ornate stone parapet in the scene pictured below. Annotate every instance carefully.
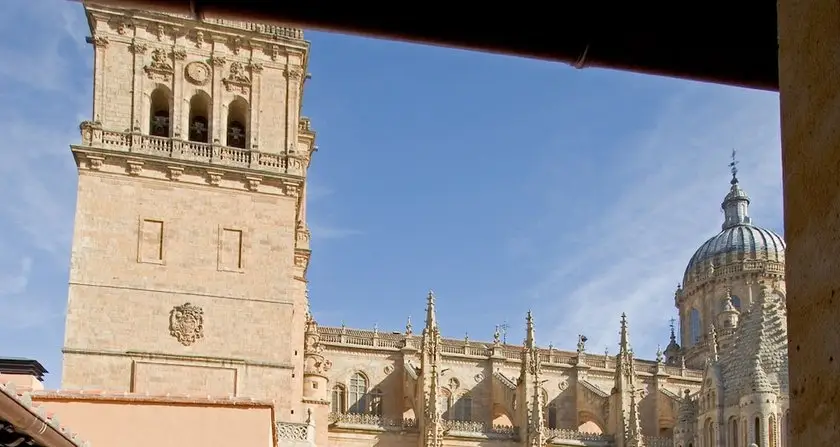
[327,413,416,432]
[544,428,614,443]
[275,421,310,443]
[76,126,305,178]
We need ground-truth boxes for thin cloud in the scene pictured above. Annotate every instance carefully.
[309,223,364,240]
[527,84,782,358]
[0,257,60,329]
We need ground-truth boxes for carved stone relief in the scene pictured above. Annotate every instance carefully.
[222,61,251,94]
[185,61,211,86]
[144,48,174,81]
[169,302,204,346]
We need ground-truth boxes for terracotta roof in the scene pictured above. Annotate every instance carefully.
[0,379,90,447]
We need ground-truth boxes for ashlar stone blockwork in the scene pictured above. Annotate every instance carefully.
[62,2,317,423]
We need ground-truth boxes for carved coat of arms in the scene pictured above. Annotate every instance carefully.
[169,302,204,346]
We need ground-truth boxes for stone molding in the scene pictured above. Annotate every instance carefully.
[317,326,704,380]
[61,347,295,370]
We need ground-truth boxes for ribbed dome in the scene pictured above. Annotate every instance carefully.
[682,170,786,285]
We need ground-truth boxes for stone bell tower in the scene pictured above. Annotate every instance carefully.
[62,2,316,422]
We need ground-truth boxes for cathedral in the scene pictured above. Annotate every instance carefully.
[0,3,790,447]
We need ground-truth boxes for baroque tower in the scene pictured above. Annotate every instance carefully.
[62,2,316,422]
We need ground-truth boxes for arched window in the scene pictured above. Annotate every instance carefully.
[731,294,742,310]
[689,308,702,345]
[331,384,346,414]
[452,393,472,421]
[348,373,368,414]
[769,413,778,447]
[704,419,714,447]
[547,403,558,429]
[369,388,383,416]
[149,87,171,137]
[226,97,249,148]
[540,389,556,429]
[188,92,211,143]
[729,416,739,447]
[755,416,762,445]
[438,389,452,419]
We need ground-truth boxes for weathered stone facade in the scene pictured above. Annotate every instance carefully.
[3,3,788,447]
[669,166,791,447]
[62,2,315,423]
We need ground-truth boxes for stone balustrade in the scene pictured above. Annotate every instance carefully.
[684,259,785,287]
[317,326,703,379]
[327,413,623,443]
[544,428,614,442]
[275,421,310,441]
[77,121,308,177]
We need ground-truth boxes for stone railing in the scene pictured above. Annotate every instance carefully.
[202,18,303,39]
[318,326,704,379]
[77,122,307,176]
[644,435,673,447]
[684,259,784,287]
[544,428,613,442]
[276,421,310,441]
[328,412,414,431]
[442,420,518,437]
[155,12,304,40]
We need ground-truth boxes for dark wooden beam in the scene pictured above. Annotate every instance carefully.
[77,1,780,91]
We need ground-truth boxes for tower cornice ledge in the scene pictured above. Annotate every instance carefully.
[85,3,308,48]
[73,145,304,198]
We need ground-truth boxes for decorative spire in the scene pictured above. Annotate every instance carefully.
[729,148,739,184]
[625,384,643,447]
[519,312,545,447]
[619,313,631,354]
[577,334,588,353]
[669,318,677,344]
[721,149,753,230]
[747,356,773,393]
[708,325,719,361]
[419,290,444,447]
[722,291,739,313]
[425,290,437,331]
[524,310,536,349]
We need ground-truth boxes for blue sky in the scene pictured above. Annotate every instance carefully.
[1,0,784,389]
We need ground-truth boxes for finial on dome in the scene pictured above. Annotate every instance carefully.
[669,318,677,343]
[721,149,752,230]
[729,148,739,185]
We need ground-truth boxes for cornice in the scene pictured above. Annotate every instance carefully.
[85,4,309,51]
[73,146,303,198]
[680,259,785,298]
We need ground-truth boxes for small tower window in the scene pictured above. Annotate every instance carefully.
[689,308,702,345]
[149,87,171,137]
[226,97,249,149]
[188,92,211,143]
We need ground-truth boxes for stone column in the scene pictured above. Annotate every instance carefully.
[778,1,840,445]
